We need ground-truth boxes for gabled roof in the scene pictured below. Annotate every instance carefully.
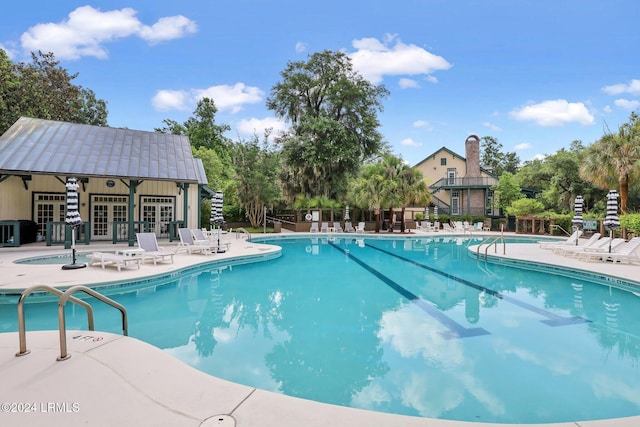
[413,146,465,168]
[0,117,203,183]
[413,145,497,178]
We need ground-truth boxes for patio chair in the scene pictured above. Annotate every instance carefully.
[355,222,366,234]
[177,228,216,255]
[344,222,355,233]
[88,252,141,271]
[538,230,582,249]
[576,238,626,262]
[320,222,329,233]
[309,222,319,232]
[605,237,640,264]
[193,228,230,251]
[332,221,343,232]
[553,233,602,256]
[135,232,175,265]
[442,223,453,232]
[581,237,640,264]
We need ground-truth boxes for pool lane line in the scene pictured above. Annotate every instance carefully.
[364,242,590,327]
[329,242,490,339]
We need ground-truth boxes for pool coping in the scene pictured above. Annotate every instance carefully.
[2,232,640,426]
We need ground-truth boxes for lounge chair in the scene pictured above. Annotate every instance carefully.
[344,222,355,233]
[553,233,602,256]
[135,232,175,265]
[576,238,626,262]
[309,222,319,233]
[332,221,343,232]
[320,222,329,233]
[177,228,216,255]
[193,228,230,251]
[88,252,141,271]
[579,237,640,264]
[539,230,582,249]
[605,237,640,264]
[355,222,366,234]
[442,223,453,232]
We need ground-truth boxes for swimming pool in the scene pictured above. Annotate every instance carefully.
[2,235,640,424]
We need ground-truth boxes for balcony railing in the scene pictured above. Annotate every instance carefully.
[430,176,498,190]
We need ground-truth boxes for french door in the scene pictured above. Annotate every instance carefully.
[141,196,174,237]
[91,195,128,240]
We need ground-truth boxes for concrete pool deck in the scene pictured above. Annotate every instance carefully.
[1,231,639,426]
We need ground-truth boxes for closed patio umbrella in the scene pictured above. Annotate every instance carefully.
[603,190,620,253]
[433,205,438,232]
[212,190,226,253]
[571,195,583,245]
[62,177,86,270]
[344,205,350,221]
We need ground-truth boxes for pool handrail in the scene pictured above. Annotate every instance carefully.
[57,285,128,361]
[236,227,251,242]
[15,285,94,357]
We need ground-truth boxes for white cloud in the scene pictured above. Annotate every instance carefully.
[399,78,419,89]
[236,117,288,137]
[483,122,502,131]
[295,41,307,53]
[20,6,196,60]
[509,99,594,127]
[400,138,422,147]
[413,120,431,129]
[602,79,640,96]
[193,83,264,114]
[138,15,197,45]
[514,143,531,150]
[349,34,452,84]
[152,83,264,114]
[614,99,640,110]
[151,89,190,111]
[532,153,546,161]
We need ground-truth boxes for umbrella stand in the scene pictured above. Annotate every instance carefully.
[62,227,86,270]
[216,226,226,253]
[62,177,86,270]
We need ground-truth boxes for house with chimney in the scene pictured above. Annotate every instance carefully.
[414,135,499,217]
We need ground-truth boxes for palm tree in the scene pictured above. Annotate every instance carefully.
[580,112,640,214]
[395,168,431,232]
[351,162,394,232]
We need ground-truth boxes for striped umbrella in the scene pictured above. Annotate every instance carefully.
[62,177,86,270]
[211,190,225,253]
[433,205,438,231]
[603,190,620,253]
[425,206,429,220]
[571,195,583,245]
[344,205,350,221]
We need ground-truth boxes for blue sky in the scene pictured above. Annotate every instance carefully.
[2,1,639,166]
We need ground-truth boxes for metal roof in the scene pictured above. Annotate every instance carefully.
[0,117,204,183]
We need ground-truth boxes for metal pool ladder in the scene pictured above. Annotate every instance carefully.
[476,224,507,260]
[15,285,128,361]
[235,227,251,242]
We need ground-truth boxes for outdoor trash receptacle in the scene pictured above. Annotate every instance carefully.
[273,222,281,233]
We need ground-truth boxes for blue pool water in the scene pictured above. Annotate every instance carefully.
[2,235,640,424]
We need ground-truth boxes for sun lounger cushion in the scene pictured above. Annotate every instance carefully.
[88,252,141,271]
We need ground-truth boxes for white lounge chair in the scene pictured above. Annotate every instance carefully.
[193,228,230,251]
[135,232,175,265]
[580,237,640,264]
[177,228,216,254]
[442,223,453,232]
[576,238,626,262]
[88,252,141,271]
[332,221,343,232]
[553,233,601,256]
[355,222,366,234]
[539,230,582,249]
[344,222,355,233]
[320,222,329,233]
[605,237,640,264]
[309,222,319,233]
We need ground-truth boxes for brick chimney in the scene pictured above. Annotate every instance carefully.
[465,134,481,177]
